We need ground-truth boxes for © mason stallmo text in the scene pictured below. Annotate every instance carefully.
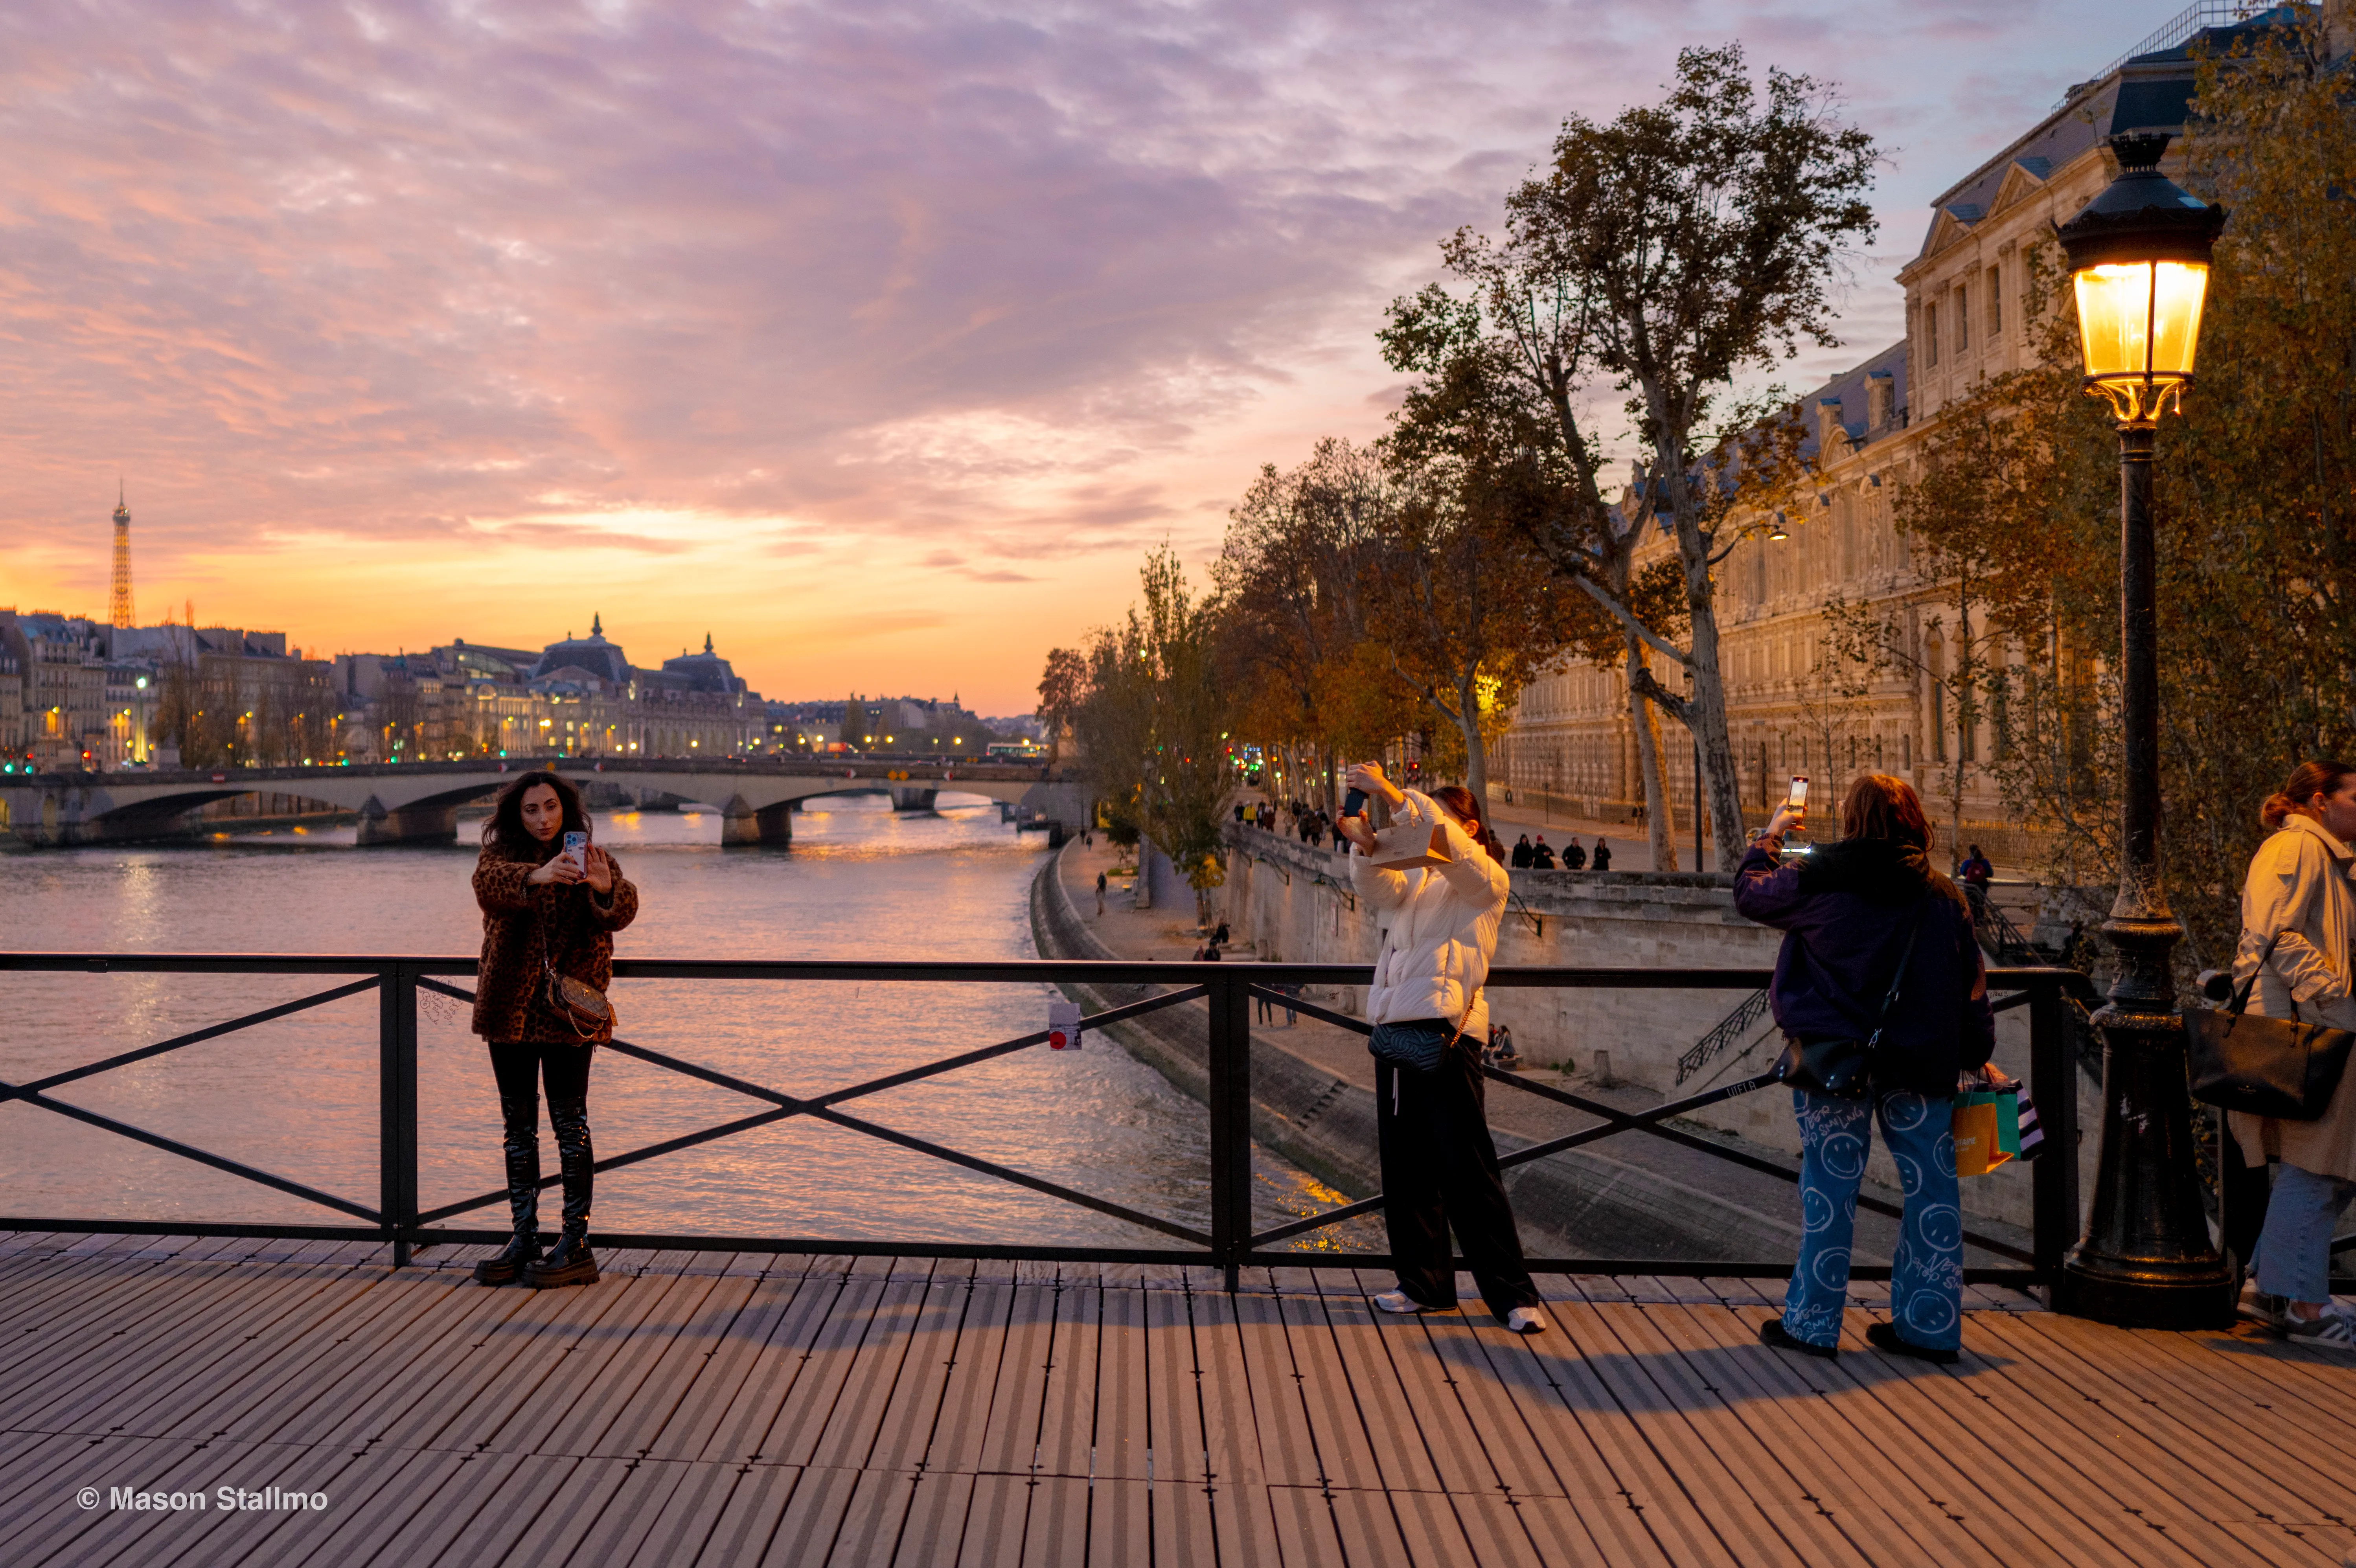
[108,1485,328,1511]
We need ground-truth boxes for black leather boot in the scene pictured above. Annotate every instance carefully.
[527,1224,599,1287]
[473,1087,544,1285]
[526,1101,598,1287]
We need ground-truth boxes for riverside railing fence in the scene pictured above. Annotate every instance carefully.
[0,956,2090,1288]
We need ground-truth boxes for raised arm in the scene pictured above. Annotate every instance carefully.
[474,854,538,916]
[1401,789,1508,908]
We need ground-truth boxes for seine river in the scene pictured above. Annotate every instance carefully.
[0,796,1366,1251]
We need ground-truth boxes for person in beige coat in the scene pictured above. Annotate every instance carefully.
[2230,760,2356,1347]
[1339,761,1547,1335]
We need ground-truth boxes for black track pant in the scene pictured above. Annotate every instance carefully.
[1375,1042,1539,1316]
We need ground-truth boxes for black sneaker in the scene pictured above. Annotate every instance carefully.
[1758,1317,1838,1360]
[525,1230,599,1289]
[471,1233,541,1286]
[1866,1321,1959,1364]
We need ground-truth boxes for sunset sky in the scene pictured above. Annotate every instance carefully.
[2,0,2187,713]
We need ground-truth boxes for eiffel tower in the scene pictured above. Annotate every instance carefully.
[109,482,135,629]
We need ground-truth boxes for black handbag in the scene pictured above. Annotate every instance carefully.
[1773,907,1924,1099]
[2186,932,2356,1121]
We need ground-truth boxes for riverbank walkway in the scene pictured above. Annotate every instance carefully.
[7,1230,2356,1566]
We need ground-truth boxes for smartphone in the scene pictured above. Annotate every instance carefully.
[562,830,589,868]
[1786,775,1809,810]
[1341,788,1368,818]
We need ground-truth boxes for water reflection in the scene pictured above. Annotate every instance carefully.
[0,796,1376,1251]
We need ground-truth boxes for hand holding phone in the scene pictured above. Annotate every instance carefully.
[563,830,589,870]
[1786,775,1809,810]
[1341,787,1368,818]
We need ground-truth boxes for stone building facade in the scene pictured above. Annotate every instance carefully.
[1493,6,2311,866]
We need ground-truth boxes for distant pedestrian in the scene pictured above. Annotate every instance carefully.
[1735,773,1996,1364]
[469,770,638,1290]
[1337,760,1548,1335]
[1562,837,1587,871]
[1591,838,1613,872]
[1212,919,1230,947]
[1096,869,1108,916]
[1959,844,1994,925]
[1530,837,1556,871]
[1511,834,1533,869]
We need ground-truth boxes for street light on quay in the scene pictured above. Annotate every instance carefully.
[2053,131,2233,1329]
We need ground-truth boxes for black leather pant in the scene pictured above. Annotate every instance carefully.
[489,1040,596,1237]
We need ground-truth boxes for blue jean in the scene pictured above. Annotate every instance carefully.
[1783,1088,1964,1351]
[2254,1163,2356,1305]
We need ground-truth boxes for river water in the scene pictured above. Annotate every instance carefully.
[0,797,1369,1251]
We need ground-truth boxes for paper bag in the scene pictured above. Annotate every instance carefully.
[1951,1090,2014,1177]
[1365,822,1452,870]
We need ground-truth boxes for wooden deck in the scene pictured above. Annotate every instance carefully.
[4,1232,2354,1566]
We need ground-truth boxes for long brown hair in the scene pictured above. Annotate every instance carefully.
[483,770,590,858]
[1428,784,1506,862]
[1839,773,1932,851]
[2262,760,2356,830]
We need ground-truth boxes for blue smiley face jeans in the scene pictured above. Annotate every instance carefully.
[1782,1087,1964,1352]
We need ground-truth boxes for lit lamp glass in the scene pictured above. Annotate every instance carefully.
[2056,133,2225,426]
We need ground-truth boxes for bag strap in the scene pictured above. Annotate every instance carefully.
[1861,906,1929,1052]
[2230,931,2288,1019]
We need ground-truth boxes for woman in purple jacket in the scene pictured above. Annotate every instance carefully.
[1734,774,1998,1364]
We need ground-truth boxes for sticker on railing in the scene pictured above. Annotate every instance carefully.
[1048,1000,1082,1051]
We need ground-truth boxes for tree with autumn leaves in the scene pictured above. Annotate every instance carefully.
[1834,15,2356,967]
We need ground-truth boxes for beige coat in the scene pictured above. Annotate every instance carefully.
[2226,814,2356,1181]
[1348,789,1510,1040]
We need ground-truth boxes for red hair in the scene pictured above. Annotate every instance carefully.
[2263,761,2356,830]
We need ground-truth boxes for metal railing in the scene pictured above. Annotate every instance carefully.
[0,955,2094,1287]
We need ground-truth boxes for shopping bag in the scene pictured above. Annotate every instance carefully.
[1951,1090,2013,1177]
[1996,1090,2022,1158]
[2009,1087,2045,1161]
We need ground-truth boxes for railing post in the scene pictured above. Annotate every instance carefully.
[380,962,420,1268]
[1206,970,1253,1292]
[2029,979,2081,1290]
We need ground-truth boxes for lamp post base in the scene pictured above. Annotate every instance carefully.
[2054,912,2237,1332]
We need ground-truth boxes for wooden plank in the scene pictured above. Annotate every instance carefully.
[656,1267,844,1463]
[1976,1312,2356,1524]
[1186,1285,1272,1490]
[1302,1274,1448,1494]
[1640,1296,2004,1568]
[504,1267,731,1456]
[1028,1282,1098,1481]
[815,1466,917,1568]
[0,1235,276,1392]
[1525,1290,1805,1568]
[1142,1278,1210,1484]
[1449,1489,1550,1568]
[889,1469,975,1565]
[1267,1275,1378,1494]
[266,1274,530,1449]
[1094,1283,1152,1482]
[954,1472,1028,1565]
[1264,1483,1347,1568]
[1224,1278,1321,1489]
[1017,1474,1092,1566]
[780,1273,929,1471]
[1578,1294,1877,1567]
[969,1278,1058,1480]
[846,1262,972,1483]
[1922,1311,2317,1559]
[686,1463,808,1568]
[573,1272,765,1459]
[922,1275,1019,1478]
[1088,1477,1153,1567]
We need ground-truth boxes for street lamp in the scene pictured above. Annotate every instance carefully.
[2052,131,2232,1329]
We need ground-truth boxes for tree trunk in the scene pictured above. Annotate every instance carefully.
[1456,669,1491,829]
[1625,636,1677,872]
[1683,596,1749,871]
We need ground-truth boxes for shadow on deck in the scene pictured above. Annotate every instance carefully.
[4,1232,2353,1566]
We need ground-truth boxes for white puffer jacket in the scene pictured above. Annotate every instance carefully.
[1348,788,1510,1039]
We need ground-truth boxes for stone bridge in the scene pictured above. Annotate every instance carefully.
[0,758,1090,849]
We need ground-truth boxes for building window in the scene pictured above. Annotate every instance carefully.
[1953,284,1969,355]
[1926,302,1940,367]
[1987,265,2002,337]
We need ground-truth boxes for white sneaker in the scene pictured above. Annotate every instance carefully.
[2239,1280,2290,1333]
[1371,1290,1452,1314]
[1504,1306,1549,1335]
[2284,1309,2356,1353]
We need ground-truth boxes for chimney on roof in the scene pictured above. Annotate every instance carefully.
[1866,372,1896,431]
[1815,398,1847,452]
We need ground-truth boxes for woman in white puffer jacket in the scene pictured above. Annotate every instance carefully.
[1339,761,1547,1334]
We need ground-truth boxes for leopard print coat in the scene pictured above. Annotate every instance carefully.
[471,842,640,1044]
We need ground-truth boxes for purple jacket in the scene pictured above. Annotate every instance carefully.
[1733,838,1996,1094]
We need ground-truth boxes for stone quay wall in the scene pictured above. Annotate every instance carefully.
[1221,825,2089,1234]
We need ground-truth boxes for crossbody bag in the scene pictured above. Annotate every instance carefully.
[538,910,616,1042]
[1772,904,1926,1100]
